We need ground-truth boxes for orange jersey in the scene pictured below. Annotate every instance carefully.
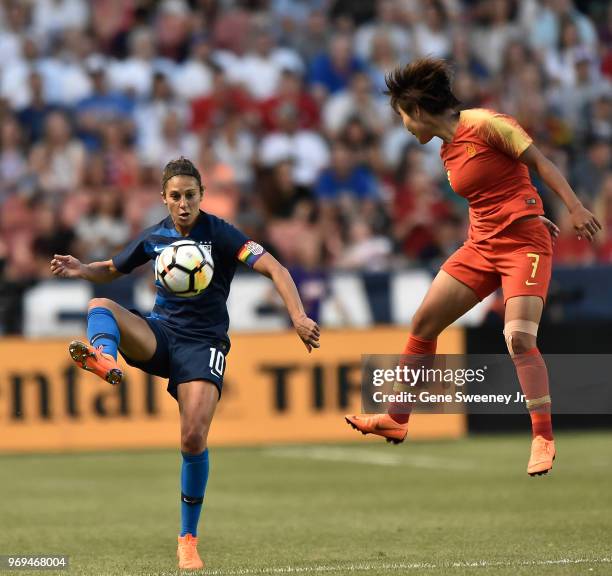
[440,108,543,242]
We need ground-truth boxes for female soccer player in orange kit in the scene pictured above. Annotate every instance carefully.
[346,58,601,476]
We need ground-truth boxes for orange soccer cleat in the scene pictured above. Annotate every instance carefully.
[345,414,408,444]
[177,534,204,570]
[527,435,556,476]
[68,340,123,386]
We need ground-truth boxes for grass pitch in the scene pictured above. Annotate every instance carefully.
[0,432,611,576]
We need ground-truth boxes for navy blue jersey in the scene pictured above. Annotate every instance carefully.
[112,211,264,343]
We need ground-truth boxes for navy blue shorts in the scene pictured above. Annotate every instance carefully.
[119,315,229,401]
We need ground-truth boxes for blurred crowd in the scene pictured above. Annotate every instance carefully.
[0,0,611,293]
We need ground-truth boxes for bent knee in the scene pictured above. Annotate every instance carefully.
[181,427,208,454]
[410,310,439,340]
[88,297,117,312]
[505,331,536,355]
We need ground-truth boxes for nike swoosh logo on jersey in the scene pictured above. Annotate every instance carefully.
[525,280,538,286]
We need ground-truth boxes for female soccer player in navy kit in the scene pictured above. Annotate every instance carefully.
[50,157,320,570]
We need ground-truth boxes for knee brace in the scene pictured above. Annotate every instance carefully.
[503,319,539,356]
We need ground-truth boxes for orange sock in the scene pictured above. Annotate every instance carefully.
[389,335,437,424]
[511,347,553,440]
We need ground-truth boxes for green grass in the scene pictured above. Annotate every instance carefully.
[0,433,611,576]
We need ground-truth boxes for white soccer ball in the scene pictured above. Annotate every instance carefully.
[155,240,214,297]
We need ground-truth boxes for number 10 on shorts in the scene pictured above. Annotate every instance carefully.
[209,348,226,378]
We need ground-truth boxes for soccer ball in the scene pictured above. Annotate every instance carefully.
[155,240,214,297]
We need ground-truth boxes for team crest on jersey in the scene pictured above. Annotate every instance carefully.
[199,241,212,256]
[466,143,477,157]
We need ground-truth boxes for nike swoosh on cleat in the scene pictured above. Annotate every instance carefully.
[525,280,538,286]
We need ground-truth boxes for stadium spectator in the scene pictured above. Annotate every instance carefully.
[16,71,58,144]
[451,70,484,110]
[0,0,29,66]
[266,188,327,268]
[314,142,377,202]
[271,0,324,40]
[32,0,89,42]
[99,120,140,189]
[32,201,76,277]
[74,187,130,262]
[90,0,137,58]
[0,115,27,201]
[1,36,42,110]
[126,164,168,231]
[29,110,85,198]
[321,72,392,138]
[172,34,214,101]
[417,214,465,268]
[0,193,36,280]
[284,9,331,64]
[109,26,158,98]
[211,2,252,56]
[471,0,521,75]
[335,218,392,271]
[412,0,452,59]
[500,61,549,137]
[529,0,597,55]
[259,101,329,187]
[446,29,490,81]
[600,4,612,78]
[392,169,453,263]
[135,72,189,164]
[76,56,135,152]
[38,29,92,106]
[338,116,383,173]
[190,65,254,133]
[545,14,596,88]
[199,160,240,224]
[497,42,541,123]
[308,34,367,99]
[258,70,320,133]
[382,119,445,179]
[366,32,401,96]
[224,21,303,101]
[549,48,610,138]
[146,109,200,170]
[257,159,313,221]
[210,108,256,188]
[287,236,329,324]
[353,0,411,63]
[573,137,611,204]
[154,0,192,62]
[585,93,611,142]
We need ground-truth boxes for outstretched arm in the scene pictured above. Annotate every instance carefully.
[253,253,320,352]
[520,144,602,242]
[50,254,123,283]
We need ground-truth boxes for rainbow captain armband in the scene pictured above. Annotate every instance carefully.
[237,240,266,268]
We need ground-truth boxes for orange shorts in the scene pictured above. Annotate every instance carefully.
[441,217,553,303]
